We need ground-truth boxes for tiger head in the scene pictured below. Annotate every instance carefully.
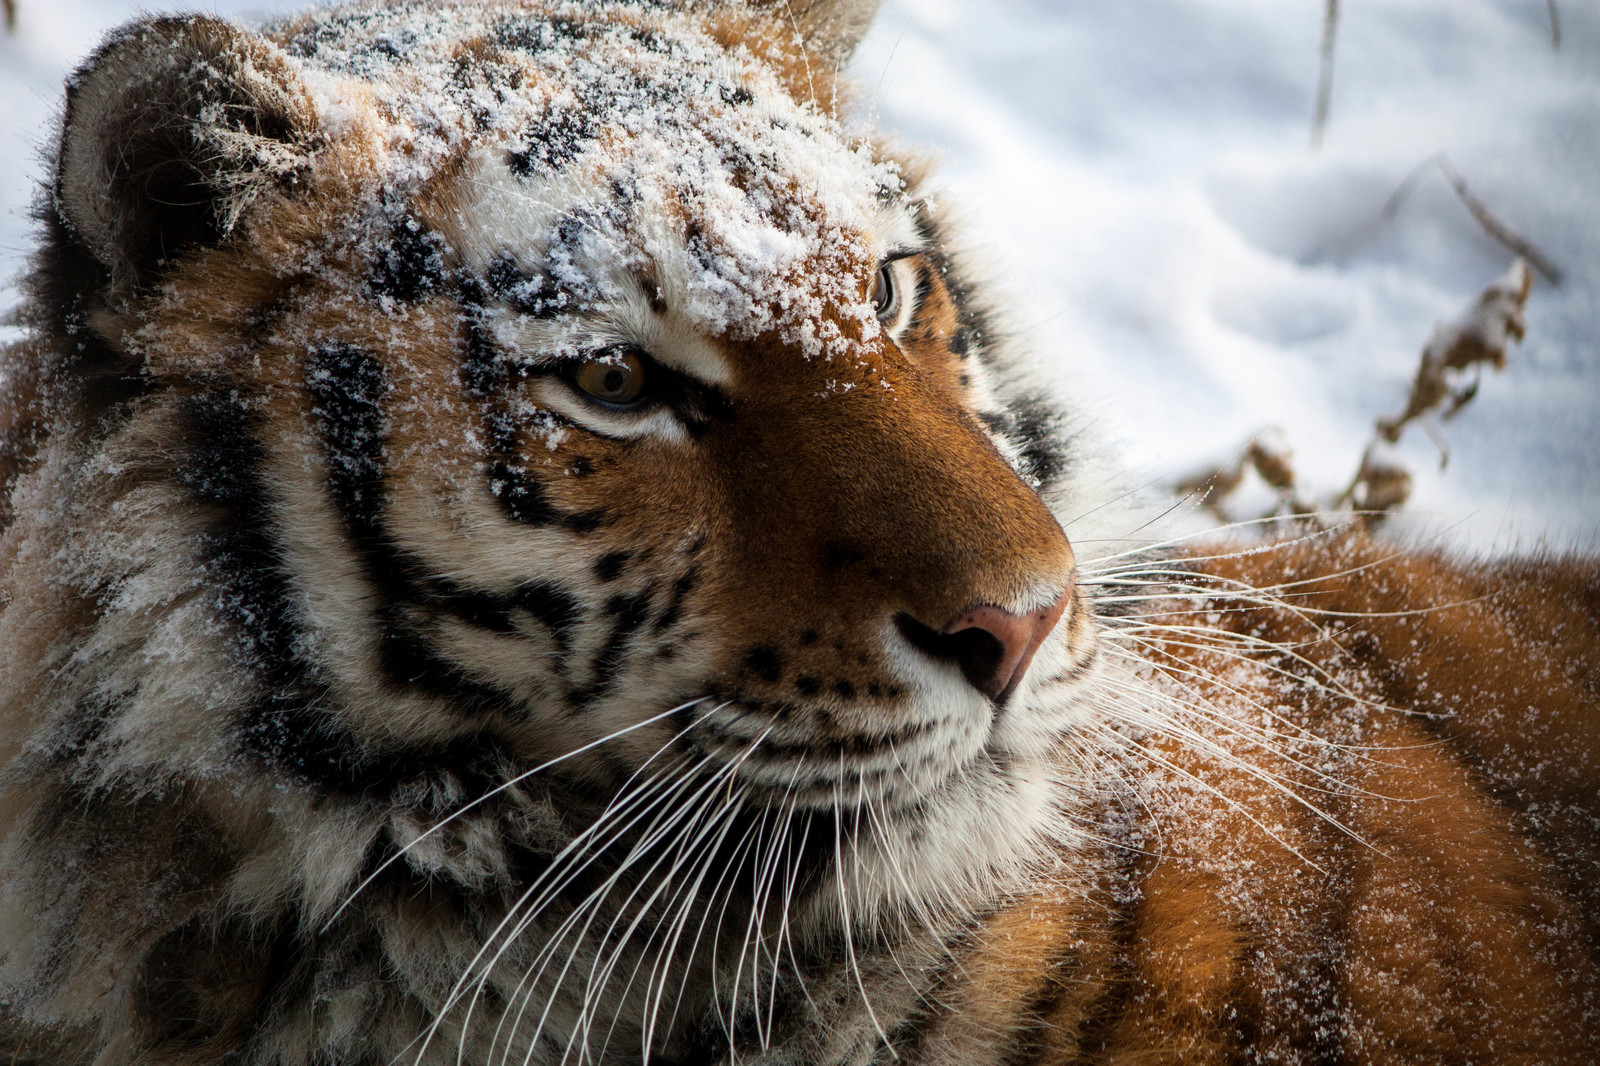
[7,0,1106,1024]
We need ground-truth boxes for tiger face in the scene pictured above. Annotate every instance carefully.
[1,0,1105,1058]
[53,2,1095,826]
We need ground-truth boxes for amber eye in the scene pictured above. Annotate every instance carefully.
[871,262,899,322]
[573,346,649,407]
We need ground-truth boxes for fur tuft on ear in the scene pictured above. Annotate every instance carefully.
[735,0,881,65]
[55,16,318,298]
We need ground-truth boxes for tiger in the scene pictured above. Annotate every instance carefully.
[0,1,1596,1064]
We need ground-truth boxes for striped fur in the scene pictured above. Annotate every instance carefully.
[0,2,1595,1064]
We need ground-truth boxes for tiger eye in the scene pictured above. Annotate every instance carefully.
[574,347,648,406]
[871,263,896,320]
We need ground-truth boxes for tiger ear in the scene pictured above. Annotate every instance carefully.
[55,16,319,299]
[736,0,881,64]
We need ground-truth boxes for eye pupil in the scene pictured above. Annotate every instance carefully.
[603,369,624,393]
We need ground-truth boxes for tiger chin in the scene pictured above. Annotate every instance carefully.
[0,1,1595,1064]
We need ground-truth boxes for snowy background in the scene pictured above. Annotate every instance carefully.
[3,0,1596,550]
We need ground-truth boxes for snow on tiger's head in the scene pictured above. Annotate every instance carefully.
[34,0,1098,862]
[293,0,908,359]
[67,1,903,350]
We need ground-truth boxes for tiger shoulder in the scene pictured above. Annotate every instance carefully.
[0,1,1594,1063]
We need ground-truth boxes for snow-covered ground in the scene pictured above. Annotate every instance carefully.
[3,0,1597,550]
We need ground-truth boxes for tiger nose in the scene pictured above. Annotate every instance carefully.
[941,592,1071,703]
[898,587,1071,705]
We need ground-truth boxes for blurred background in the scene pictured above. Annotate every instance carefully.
[3,0,1597,549]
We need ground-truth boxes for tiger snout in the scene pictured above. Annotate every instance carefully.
[897,592,1072,705]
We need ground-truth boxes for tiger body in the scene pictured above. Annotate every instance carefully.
[0,1,1595,1063]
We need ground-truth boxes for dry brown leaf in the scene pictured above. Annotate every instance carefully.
[1344,442,1413,517]
[1173,258,1531,531]
[1377,257,1531,449]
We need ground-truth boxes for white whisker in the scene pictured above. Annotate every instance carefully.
[336,699,708,934]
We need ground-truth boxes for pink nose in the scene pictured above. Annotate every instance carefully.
[941,590,1071,704]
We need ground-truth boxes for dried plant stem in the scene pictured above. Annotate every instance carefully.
[1547,0,1562,51]
[1380,154,1440,219]
[1383,153,1562,286]
[1436,156,1563,285]
[1176,259,1532,529]
[1311,0,1340,149]
[3,0,14,33]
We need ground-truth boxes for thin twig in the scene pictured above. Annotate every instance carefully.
[1436,156,1563,285]
[1380,153,1443,220]
[1383,153,1562,286]
[1311,0,1340,149]
[3,0,15,33]
[1547,0,1562,51]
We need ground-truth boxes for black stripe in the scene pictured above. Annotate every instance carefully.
[564,508,606,533]
[975,397,1070,492]
[484,257,579,319]
[514,582,582,657]
[375,619,504,704]
[594,551,631,582]
[1007,394,1070,491]
[177,393,304,688]
[652,567,697,632]
[31,212,146,426]
[306,342,389,537]
[34,690,127,770]
[506,106,600,179]
[369,211,446,303]
[419,576,518,634]
[977,409,1011,437]
[240,690,511,802]
[487,454,606,531]
[173,391,394,793]
[1001,942,1114,1066]
[741,645,783,683]
[305,343,521,714]
[489,458,563,525]
[575,590,653,703]
[461,312,508,397]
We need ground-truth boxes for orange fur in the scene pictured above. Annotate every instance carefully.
[940,536,1600,1063]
